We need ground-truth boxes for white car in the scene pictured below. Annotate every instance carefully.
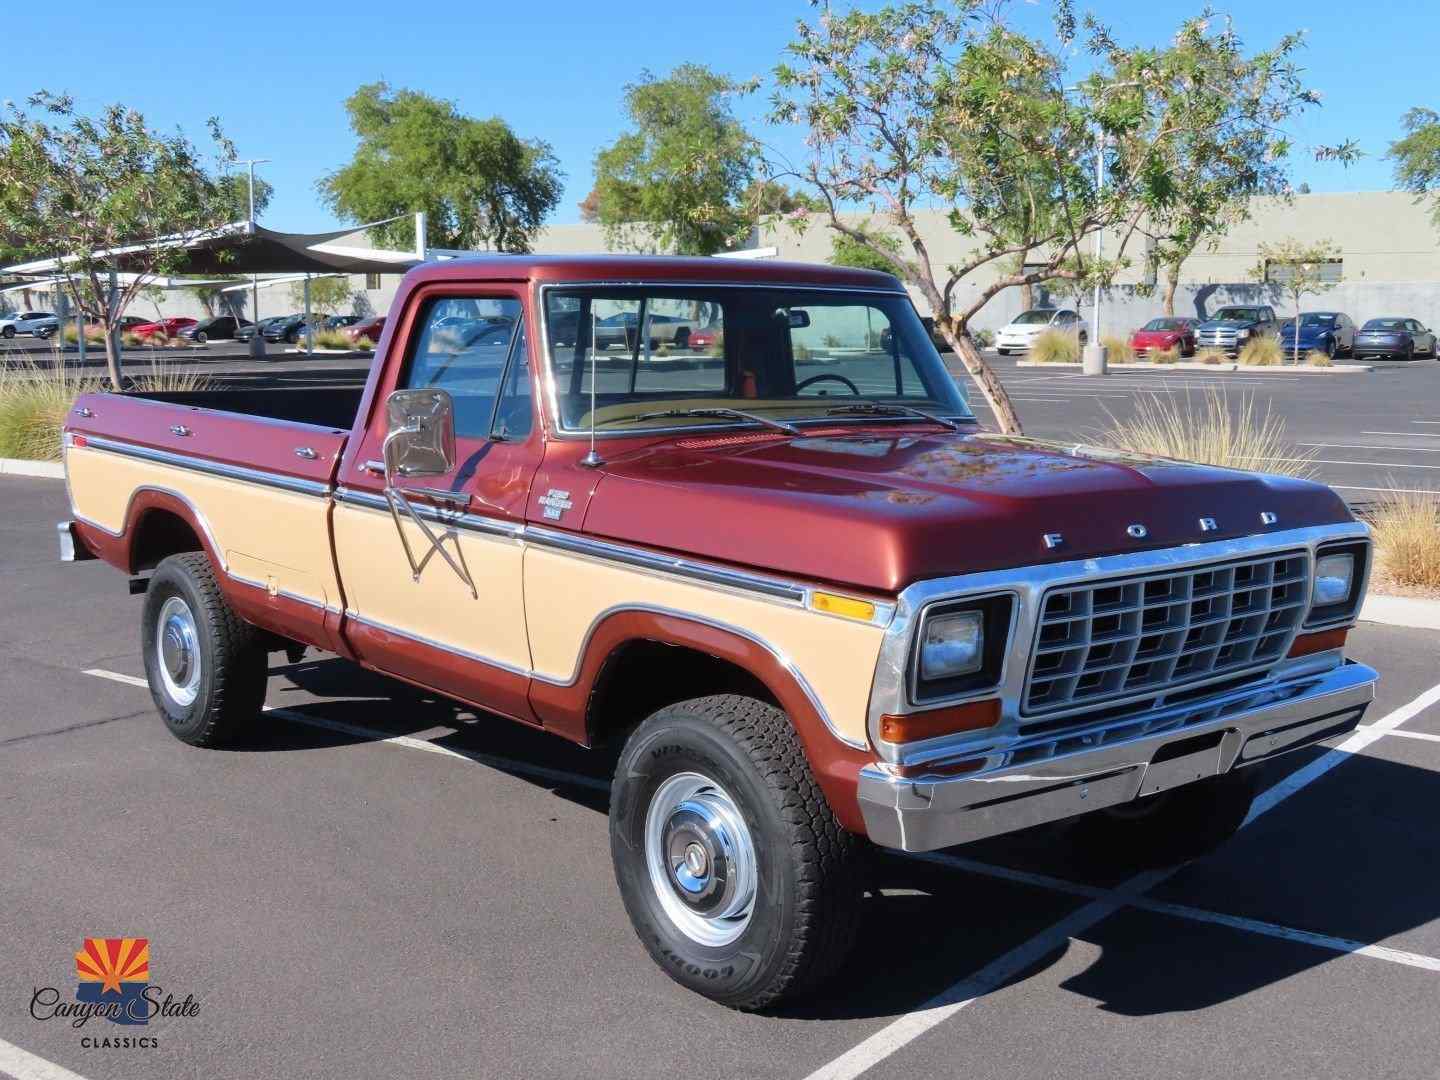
[994,308,1087,354]
[0,310,60,338]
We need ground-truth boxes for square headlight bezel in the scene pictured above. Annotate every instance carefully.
[1304,539,1369,628]
[909,593,1015,704]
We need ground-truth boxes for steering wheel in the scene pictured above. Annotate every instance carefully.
[795,373,861,396]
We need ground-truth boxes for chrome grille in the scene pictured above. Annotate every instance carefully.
[1022,552,1309,719]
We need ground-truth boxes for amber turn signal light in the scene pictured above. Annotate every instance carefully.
[1287,627,1348,658]
[880,698,1001,743]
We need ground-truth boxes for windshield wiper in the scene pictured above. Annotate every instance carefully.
[824,402,966,431]
[619,407,802,436]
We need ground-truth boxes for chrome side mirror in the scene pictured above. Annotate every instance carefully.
[383,388,455,481]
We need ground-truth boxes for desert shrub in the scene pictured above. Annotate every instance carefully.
[1094,388,1314,477]
[971,328,994,349]
[1102,334,1133,363]
[61,324,107,345]
[1238,335,1283,366]
[1196,347,1227,365]
[121,331,144,348]
[1305,348,1333,368]
[1030,329,1080,363]
[312,330,357,350]
[1152,345,1180,365]
[1370,488,1440,591]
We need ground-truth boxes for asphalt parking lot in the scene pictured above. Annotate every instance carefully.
[3,475,1439,1080]
[953,354,1440,505]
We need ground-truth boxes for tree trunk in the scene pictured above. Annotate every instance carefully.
[933,316,1024,435]
[1162,274,1179,317]
[102,322,123,390]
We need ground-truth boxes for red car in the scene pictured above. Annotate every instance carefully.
[131,317,198,340]
[687,326,722,351]
[1130,316,1196,358]
[343,315,385,345]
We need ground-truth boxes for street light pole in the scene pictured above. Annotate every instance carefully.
[235,157,270,359]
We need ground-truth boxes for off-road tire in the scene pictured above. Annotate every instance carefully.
[610,695,864,1010]
[1068,766,1259,866]
[141,552,267,747]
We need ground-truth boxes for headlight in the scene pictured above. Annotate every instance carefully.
[1236,328,1251,340]
[1313,552,1354,607]
[920,611,984,680]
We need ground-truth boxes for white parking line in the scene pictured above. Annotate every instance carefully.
[1255,458,1440,470]
[78,667,1440,1080]
[1379,728,1440,745]
[1331,485,1440,495]
[1363,431,1440,438]
[0,1036,92,1080]
[1300,443,1440,454]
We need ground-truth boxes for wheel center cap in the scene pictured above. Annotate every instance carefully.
[684,842,709,878]
[162,621,192,682]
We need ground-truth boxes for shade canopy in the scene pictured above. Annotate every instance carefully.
[1,221,421,278]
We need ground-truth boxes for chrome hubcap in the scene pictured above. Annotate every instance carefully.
[644,772,757,946]
[156,596,201,707]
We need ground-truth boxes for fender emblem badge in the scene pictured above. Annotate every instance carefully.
[1198,517,1218,533]
[538,489,574,521]
[1126,523,1148,539]
[1260,511,1278,526]
[1042,533,1064,550]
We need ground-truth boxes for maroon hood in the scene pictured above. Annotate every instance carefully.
[580,430,1352,594]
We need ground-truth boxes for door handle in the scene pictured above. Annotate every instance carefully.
[361,459,385,474]
[294,446,318,460]
[170,424,192,437]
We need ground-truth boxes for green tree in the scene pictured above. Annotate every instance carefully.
[1250,236,1340,364]
[592,65,758,255]
[829,221,904,274]
[772,2,1335,435]
[319,82,563,253]
[0,91,250,388]
[1389,108,1440,231]
[288,275,354,317]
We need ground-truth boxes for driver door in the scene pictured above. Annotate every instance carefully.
[333,287,543,722]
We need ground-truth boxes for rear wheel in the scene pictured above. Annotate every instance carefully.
[194,331,207,344]
[1,326,14,339]
[1068,767,1258,866]
[141,552,267,747]
[610,695,863,1010]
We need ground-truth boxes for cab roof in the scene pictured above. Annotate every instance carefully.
[399,253,905,292]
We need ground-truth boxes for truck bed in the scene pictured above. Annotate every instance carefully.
[137,386,364,431]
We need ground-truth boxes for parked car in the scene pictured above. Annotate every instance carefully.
[1193,305,1279,355]
[342,315,386,346]
[687,325,722,351]
[234,316,286,344]
[995,309,1086,354]
[1351,317,1437,361]
[131,317,198,340]
[1277,312,1356,359]
[0,310,60,338]
[181,316,252,343]
[324,314,362,330]
[58,253,1377,1011]
[262,313,327,345]
[1129,316,1197,358]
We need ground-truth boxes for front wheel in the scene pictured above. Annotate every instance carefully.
[1,326,14,339]
[141,552,267,747]
[610,695,863,1010]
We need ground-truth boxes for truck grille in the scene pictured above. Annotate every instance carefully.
[1196,329,1239,349]
[1022,552,1309,719]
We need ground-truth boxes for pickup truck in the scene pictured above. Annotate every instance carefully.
[59,254,1377,1010]
[1194,304,1280,355]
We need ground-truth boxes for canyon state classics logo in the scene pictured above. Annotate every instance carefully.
[75,938,151,1025]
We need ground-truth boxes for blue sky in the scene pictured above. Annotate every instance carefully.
[6,0,1430,234]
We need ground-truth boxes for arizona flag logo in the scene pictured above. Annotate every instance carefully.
[75,938,150,1025]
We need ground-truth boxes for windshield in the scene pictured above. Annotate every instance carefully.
[1012,310,1054,325]
[1283,314,1336,328]
[1141,318,1186,331]
[544,286,973,434]
[1212,308,1262,322]
[1362,318,1405,331]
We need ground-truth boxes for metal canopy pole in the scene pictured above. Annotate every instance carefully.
[303,273,313,355]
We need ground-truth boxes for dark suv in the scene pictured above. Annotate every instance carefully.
[1194,305,1279,355]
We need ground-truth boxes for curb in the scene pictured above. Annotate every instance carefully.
[1359,593,1440,632]
[1015,360,1373,374]
[0,458,64,479]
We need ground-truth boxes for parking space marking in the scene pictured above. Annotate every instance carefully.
[913,853,1440,973]
[1362,431,1440,438]
[1332,485,1440,495]
[1253,458,1440,470]
[77,668,1440,1080]
[0,1036,92,1080]
[1300,443,1440,454]
[1384,728,1440,744]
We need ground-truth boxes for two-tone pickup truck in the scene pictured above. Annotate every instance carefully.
[59,255,1377,1009]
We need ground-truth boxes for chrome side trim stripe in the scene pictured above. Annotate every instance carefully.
[344,610,533,679]
[229,572,341,615]
[333,486,809,605]
[84,435,331,498]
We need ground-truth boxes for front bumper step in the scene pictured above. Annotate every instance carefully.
[858,660,1376,852]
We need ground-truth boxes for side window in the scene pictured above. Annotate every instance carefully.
[400,296,522,438]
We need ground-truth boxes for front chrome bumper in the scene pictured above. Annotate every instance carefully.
[57,520,96,562]
[858,659,1376,852]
